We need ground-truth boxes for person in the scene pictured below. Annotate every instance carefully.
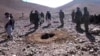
[29,10,34,24]
[94,14,98,24]
[83,7,90,33]
[33,10,40,30]
[46,11,51,26]
[58,10,65,28]
[4,12,15,40]
[71,10,75,23]
[75,7,82,29]
[22,12,24,18]
[98,14,100,24]
[89,15,94,24]
[39,12,44,26]
[10,14,15,30]
[40,12,44,18]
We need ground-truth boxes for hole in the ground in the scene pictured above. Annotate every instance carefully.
[41,33,55,39]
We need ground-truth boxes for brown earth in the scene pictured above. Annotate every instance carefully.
[27,29,76,44]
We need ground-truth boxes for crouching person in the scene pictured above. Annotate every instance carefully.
[4,12,15,40]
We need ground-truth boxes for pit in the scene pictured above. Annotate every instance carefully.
[41,33,55,39]
[26,29,76,44]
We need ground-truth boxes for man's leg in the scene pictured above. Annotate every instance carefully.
[7,32,13,40]
[61,18,64,27]
[57,18,63,28]
[34,22,39,31]
[60,18,64,27]
[84,23,89,33]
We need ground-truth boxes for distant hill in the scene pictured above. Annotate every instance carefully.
[0,0,53,22]
[0,0,100,22]
[56,0,100,15]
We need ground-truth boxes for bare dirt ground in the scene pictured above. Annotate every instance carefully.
[0,14,100,56]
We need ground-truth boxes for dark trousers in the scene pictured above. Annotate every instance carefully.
[60,18,64,27]
[46,18,51,26]
[84,22,89,33]
[34,22,39,30]
[76,23,81,28]
[72,17,74,22]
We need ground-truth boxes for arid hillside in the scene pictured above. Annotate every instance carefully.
[0,0,100,56]
[0,0,100,22]
[0,0,53,22]
[57,0,100,15]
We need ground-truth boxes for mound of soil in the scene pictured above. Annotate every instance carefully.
[26,30,76,44]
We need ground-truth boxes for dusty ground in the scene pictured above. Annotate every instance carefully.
[0,15,100,56]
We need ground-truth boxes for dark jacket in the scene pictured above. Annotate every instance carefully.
[46,12,51,20]
[5,19,15,30]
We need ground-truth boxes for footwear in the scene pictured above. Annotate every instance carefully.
[7,36,13,40]
[57,25,63,28]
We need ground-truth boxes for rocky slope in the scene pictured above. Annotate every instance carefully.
[0,0,100,56]
[0,14,100,56]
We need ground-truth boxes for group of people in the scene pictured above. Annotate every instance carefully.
[4,10,65,40]
[30,10,40,31]
[71,7,90,33]
[90,14,100,24]
[4,7,91,40]
[30,10,52,30]
[29,10,65,30]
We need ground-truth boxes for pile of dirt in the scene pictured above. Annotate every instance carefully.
[26,29,76,44]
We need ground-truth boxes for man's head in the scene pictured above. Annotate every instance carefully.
[5,12,10,18]
[84,7,88,11]
[77,7,80,10]
[60,10,63,12]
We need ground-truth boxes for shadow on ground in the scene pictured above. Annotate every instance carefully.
[86,33,96,42]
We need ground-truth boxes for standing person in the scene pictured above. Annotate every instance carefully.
[46,11,51,27]
[4,12,14,40]
[75,7,82,29]
[39,12,44,26]
[29,10,34,24]
[40,12,44,18]
[25,10,40,36]
[10,14,15,30]
[33,10,40,31]
[58,10,65,28]
[71,10,75,23]
[22,12,24,18]
[83,7,90,33]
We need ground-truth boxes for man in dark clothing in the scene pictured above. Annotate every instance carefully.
[58,10,65,28]
[4,12,15,40]
[33,10,39,30]
[40,12,44,18]
[71,10,75,23]
[83,7,90,33]
[46,11,51,26]
[10,14,15,30]
[98,14,100,24]
[75,7,82,29]
[29,10,34,24]
[39,12,44,26]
